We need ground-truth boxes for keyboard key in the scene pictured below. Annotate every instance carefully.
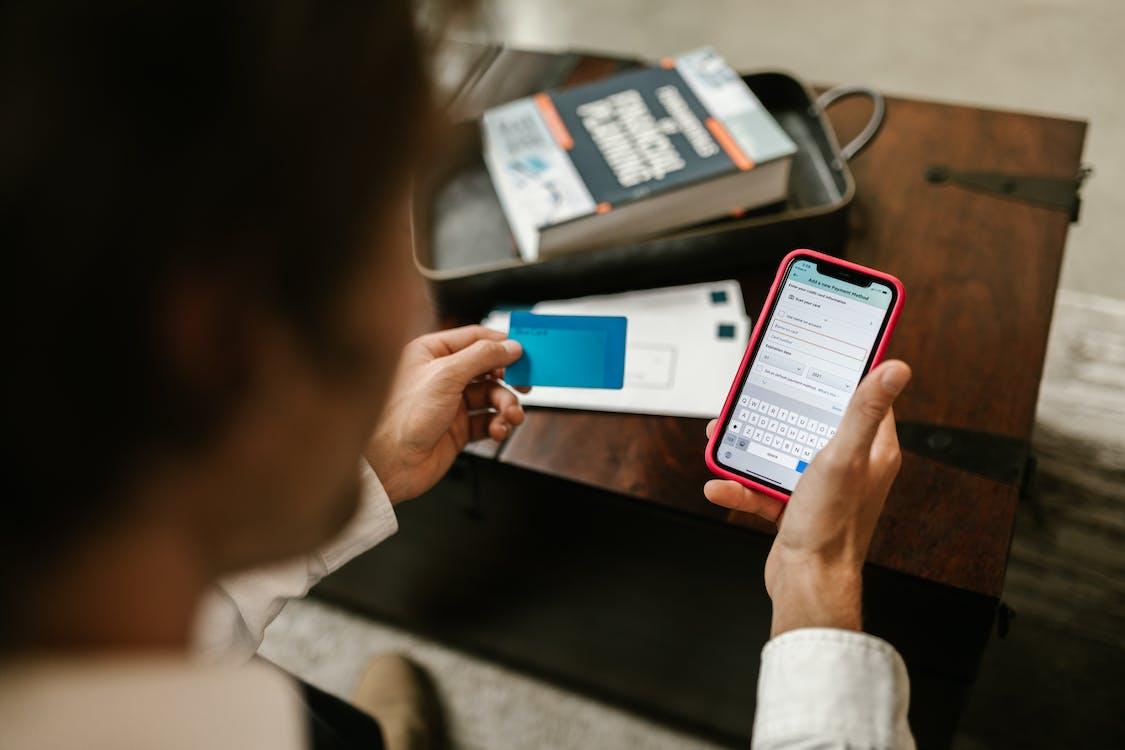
[747,438,801,471]
[729,421,742,433]
[738,408,751,421]
[758,401,770,413]
[722,432,736,446]
[783,440,794,453]
[798,415,808,428]
[743,424,755,437]
[800,446,813,460]
[786,426,798,439]
[827,427,837,438]
[787,412,799,424]
[817,424,828,435]
[749,398,760,409]
[808,419,819,432]
[778,408,789,422]
[768,405,779,417]
[753,429,765,442]
[816,437,828,449]
[767,419,779,432]
[738,395,750,407]
[772,435,785,448]
[790,443,802,457]
[736,437,749,449]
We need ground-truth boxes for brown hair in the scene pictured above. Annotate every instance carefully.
[1,0,455,629]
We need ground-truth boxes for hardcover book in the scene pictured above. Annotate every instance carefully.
[481,48,798,261]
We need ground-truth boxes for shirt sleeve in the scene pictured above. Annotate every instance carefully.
[192,460,398,663]
[752,628,915,750]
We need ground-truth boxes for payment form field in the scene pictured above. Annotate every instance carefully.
[718,260,893,490]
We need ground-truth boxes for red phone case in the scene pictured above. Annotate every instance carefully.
[705,248,905,502]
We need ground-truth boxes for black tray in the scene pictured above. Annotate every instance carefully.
[414,53,880,318]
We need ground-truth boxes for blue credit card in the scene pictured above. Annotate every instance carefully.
[505,312,627,389]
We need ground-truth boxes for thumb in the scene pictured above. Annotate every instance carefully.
[436,338,522,391]
[833,360,911,455]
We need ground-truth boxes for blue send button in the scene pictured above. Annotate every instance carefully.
[796,460,809,473]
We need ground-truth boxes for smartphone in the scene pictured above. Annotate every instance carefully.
[706,249,904,501]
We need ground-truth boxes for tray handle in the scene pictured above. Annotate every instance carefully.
[816,85,885,161]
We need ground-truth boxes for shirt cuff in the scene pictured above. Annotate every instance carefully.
[318,459,399,573]
[192,460,398,663]
[753,628,914,750]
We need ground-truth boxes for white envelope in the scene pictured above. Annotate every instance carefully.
[483,281,751,418]
[524,280,745,317]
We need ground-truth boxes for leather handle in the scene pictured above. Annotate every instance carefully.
[817,85,886,161]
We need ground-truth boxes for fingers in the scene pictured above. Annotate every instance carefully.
[437,337,523,391]
[704,480,783,523]
[464,410,518,443]
[706,419,718,439]
[832,360,911,457]
[488,413,513,441]
[463,380,525,442]
[869,406,902,471]
[467,411,493,443]
[465,380,525,425]
[420,324,507,356]
[490,366,532,394]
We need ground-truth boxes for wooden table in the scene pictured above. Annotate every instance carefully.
[497,85,1087,602]
[318,44,1088,748]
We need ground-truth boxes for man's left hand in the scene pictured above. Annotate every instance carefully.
[366,325,525,504]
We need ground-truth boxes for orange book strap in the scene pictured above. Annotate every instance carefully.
[534,93,574,150]
[705,117,754,171]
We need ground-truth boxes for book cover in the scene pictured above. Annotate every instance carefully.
[482,48,797,260]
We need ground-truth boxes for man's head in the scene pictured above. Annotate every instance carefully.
[3,1,447,640]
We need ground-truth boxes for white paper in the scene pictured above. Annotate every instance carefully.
[483,281,751,418]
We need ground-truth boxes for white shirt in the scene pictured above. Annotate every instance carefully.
[0,461,914,749]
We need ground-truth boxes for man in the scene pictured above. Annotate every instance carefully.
[0,2,914,749]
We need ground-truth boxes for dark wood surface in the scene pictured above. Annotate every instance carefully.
[440,45,1088,599]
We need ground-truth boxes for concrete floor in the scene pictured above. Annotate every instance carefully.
[262,599,725,750]
[477,0,1125,301]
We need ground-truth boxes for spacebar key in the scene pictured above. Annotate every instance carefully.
[747,440,799,470]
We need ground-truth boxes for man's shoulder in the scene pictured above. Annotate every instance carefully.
[0,656,306,750]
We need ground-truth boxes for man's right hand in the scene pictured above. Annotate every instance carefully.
[703,360,912,637]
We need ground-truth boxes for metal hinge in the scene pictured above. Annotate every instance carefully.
[925,165,1092,223]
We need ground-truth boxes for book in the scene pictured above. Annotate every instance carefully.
[481,48,798,262]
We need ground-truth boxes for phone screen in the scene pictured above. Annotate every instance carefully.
[715,256,897,493]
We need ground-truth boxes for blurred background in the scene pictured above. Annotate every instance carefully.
[478,0,1123,301]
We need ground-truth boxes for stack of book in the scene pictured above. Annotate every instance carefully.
[482,48,797,262]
